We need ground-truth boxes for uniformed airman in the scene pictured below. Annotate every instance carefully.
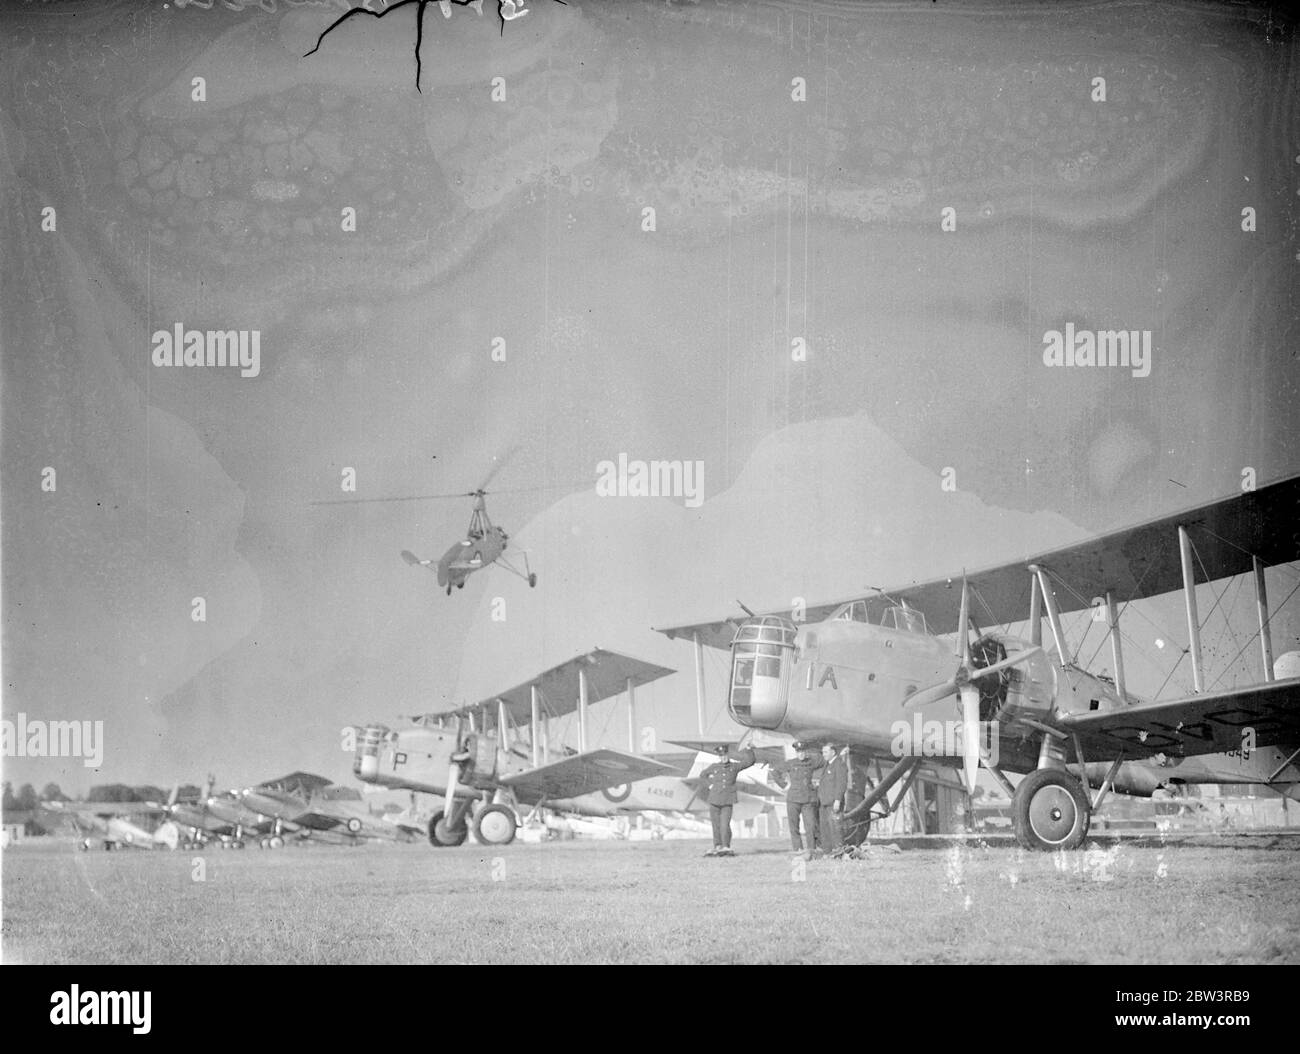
[771,741,820,860]
[817,743,848,853]
[701,742,756,856]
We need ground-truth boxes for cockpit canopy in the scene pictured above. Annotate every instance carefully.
[828,600,928,635]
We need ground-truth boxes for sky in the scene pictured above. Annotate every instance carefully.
[2,0,1297,796]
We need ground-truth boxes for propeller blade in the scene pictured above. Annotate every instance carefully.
[167,784,180,808]
[967,646,1042,680]
[442,762,461,828]
[960,685,981,794]
[903,679,959,710]
[957,574,970,668]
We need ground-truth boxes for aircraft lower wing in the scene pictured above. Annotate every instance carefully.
[501,749,681,803]
[1058,677,1300,759]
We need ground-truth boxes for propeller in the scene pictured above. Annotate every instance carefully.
[441,717,470,836]
[903,576,1041,793]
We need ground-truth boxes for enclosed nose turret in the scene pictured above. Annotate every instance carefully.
[353,724,390,781]
[728,616,797,728]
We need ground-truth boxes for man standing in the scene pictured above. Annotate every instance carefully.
[817,743,848,855]
[840,747,873,847]
[771,742,820,860]
[701,742,756,856]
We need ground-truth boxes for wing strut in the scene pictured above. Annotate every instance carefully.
[1253,556,1275,682]
[1178,526,1205,692]
[693,631,707,736]
[1106,590,1128,702]
[1029,565,1070,666]
[530,685,541,768]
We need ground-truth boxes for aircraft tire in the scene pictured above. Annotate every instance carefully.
[428,811,469,847]
[472,804,518,846]
[528,573,537,588]
[269,836,284,849]
[346,817,362,834]
[1013,768,1090,851]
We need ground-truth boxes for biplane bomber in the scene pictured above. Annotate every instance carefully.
[351,650,777,846]
[658,474,1300,850]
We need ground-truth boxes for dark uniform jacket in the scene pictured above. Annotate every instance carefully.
[700,747,756,806]
[771,755,819,804]
[817,754,848,806]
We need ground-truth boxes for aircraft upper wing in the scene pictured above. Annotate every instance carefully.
[499,749,681,803]
[258,772,333,795]
[432,650,677,725]
[1058,677,1300,759]
[657,473,1300,645]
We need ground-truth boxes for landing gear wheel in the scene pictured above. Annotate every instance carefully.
[258,837,269,849]
[232,839,245,850]
[1013,768,1091,851]
[428,810,468,847]
[473,804,518,846]
[457,581,465,589]
[269,836,284,849]
[446,584,452,596]
[528,573,537,588]
[346,817,362,834]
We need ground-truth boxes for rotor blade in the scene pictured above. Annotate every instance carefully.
[477,444,521,493]
[967,647,1042,680]
[480,480,592,496]
[960,685,981,794]
[312,481,589,505]
[311,491,473,505]
[903,680,959,710]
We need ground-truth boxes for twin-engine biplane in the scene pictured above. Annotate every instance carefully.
[351,650,774,845]
[658,474,1300,850]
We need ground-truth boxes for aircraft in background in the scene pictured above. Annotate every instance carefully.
[42,801,175,851]
[144,778,253,850]
[239,772,423,843]
[658,474,1300,850]
[352,649,690,846]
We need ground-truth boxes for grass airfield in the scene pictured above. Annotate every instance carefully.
[4,836,1298,964]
